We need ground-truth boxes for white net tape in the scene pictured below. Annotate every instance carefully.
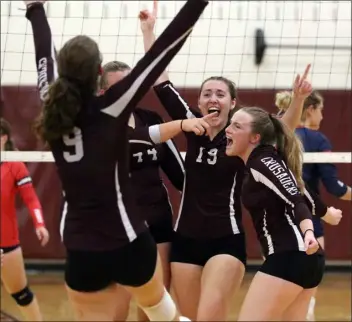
[1,151,351,163]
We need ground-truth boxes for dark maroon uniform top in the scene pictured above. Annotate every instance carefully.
[242,145,326,257]
[26,0,208,251]
[128,109,184,227]
[154,81,245,239]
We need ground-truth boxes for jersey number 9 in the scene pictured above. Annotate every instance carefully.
[63,127,84,163]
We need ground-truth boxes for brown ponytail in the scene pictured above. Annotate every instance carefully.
[243,107,305,193]
[35,77,83,141]
[35,35,102,142]
[269,115,305,192]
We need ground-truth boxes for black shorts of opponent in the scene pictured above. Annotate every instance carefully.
[170,232,247,267]
[260,250,325,289]
[65,231,157,292]
[1,244,20,254]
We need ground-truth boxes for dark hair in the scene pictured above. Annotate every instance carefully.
[99,61,131,90]
[242,106,305,193]
[199,76,242,119]
[275,90,323,120]
[35,35,102,142]
[0,118,16,151]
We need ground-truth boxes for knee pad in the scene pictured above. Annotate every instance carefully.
[140,288,177,321]
[11,286,34,306]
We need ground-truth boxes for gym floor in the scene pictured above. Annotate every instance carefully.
[1,271,350,321]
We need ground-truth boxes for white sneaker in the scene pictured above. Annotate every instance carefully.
[179,317,191,321]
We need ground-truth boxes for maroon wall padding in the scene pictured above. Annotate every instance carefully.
[1,86,351,260]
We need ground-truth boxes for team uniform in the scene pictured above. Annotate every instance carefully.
[1,162,45,252]
[242,144,326,288]
[296,127,348,238]
[154,81,247,266]
[27,0,184,247]
[26,0,207,291]
[129,108,184,244]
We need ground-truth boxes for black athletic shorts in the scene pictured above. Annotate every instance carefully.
[170,232,247,267]
[65,231,157,292]
[260,251,325,289]
[148,214,174,244]
[1,244,20,254]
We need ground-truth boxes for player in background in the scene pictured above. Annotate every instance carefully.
[225,107,342,321]
[98,57,185,321]
[1,118,50,321]
[275,90,351,321]
[96,56,216,320]
[26,0,208,320]
[140,7,314,320]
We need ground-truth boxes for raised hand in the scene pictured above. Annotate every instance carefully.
[139,0,158,33]
[292,64,312,100]
[322,207,343,226]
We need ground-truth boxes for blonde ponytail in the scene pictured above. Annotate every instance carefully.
[275,91,293,114]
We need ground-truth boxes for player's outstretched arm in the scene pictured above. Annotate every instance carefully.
[25,0,57,101]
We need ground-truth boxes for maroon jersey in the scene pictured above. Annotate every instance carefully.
[243,145,326,257]
[129,109,184,226]
[27,0,208,251]
[154,81,245,239]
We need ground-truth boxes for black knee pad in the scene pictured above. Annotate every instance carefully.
[11,286,34,306]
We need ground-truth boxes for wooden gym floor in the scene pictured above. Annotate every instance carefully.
[1,272,350,321]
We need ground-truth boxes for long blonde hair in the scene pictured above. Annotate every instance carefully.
[275,90,324,121]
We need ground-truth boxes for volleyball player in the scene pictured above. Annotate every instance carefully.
[98,58,213,322]
[26,1,210,320]
[140,10,313,320]
[26,0,208,320]
[1,118,49,321]
[224,106,343,320]
[276,90,350,320]
[98,58,185,322]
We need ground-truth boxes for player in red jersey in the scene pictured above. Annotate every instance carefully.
[1,118,49,321]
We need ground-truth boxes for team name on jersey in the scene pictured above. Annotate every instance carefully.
[260,157,299,196]
[38,57,49,101]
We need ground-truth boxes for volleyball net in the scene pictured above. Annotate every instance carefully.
[1,151,351,164]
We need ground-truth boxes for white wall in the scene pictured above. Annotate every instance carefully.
[1,1,351,89]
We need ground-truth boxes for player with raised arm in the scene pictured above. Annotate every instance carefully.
[25,0,208,320]
[225,106,341,321]
[1,118,49,321]
[276,90,349,320]
[97,55,191,320]
[140,7,313,320]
